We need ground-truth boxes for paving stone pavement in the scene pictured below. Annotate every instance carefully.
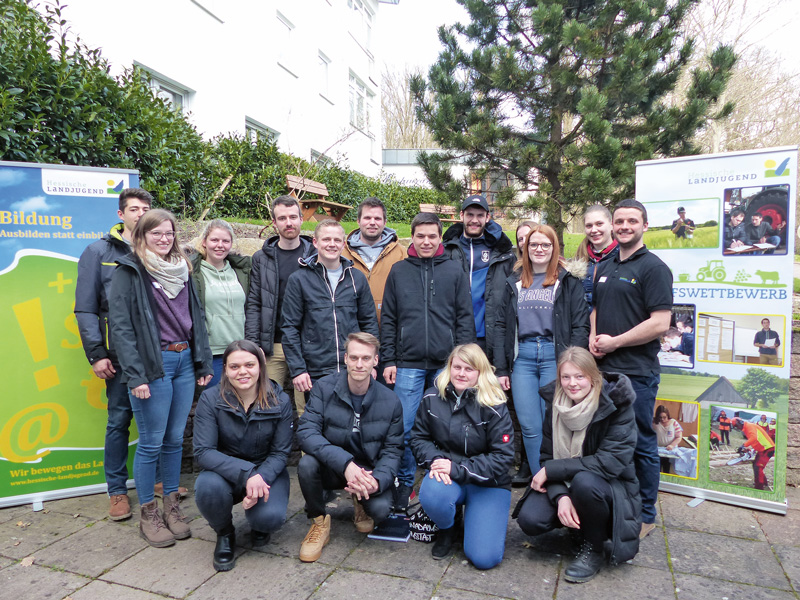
[2,469,798,600]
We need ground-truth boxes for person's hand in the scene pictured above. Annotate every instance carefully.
[593,334,618,355]
[131,384,150,399]
[383,366,397,385]
[92,358,116,380]
[666,444,675,451]
[429,458,452,485]
[730,239,744,249]
[557,495,580,529]
[344,463,375,499]
[293,372,313,392]
[197,374,213,387]
[498,375,511,391]
[531,466,547,492]
[245,473,270,507]
[588,336,606,358]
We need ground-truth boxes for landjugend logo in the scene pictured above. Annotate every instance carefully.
[764,158,791,178]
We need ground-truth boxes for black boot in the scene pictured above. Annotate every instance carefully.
[431,526,456,560]
[250,530,270,547]
[512,460,532,487]
[213,530,236,571]
[564,541,604,583]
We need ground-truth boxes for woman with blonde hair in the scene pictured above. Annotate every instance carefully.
[110,209,213,547]
[409,344,514,569]
[191,219,251,386]
[574,204,618,304]
[494,223,590,478]
[514,347,640,583]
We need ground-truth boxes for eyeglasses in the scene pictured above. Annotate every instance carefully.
[148,231,175,240]
[528,242,552,250]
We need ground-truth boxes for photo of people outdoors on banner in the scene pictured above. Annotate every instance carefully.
[709,406,777,491]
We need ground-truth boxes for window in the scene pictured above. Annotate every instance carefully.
[310,149,333,167]
[276,12,296,75]
[347,0,373,52]
[318,51,331,100]
[349,73,375,133]
[136,64,192,113]
[245,118,279,143]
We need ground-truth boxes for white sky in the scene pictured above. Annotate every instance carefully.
[376,0,800,73]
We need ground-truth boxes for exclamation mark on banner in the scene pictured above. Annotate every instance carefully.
[12,298,60,391]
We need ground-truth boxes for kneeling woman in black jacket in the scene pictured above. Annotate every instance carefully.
[410,344,514,570]
[194,340,293,571]
[515,346,640,583]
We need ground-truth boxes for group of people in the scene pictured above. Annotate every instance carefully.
[724,207,785,252]
[76,188,674,583]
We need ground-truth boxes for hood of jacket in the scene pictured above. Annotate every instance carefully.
[539,371,635,420]
[299,253,355,271]
[442,220,513,254]
[347,227,398,250]
[107,222,131,247]
[561,258,588,281]
[406,243,446,261]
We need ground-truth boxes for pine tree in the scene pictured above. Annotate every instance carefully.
[411,0,736,241]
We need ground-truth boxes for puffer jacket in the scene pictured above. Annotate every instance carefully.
[244,235,314,355]
[443,220,515,362]
[281,254,378,379]
[74,223,131,365]
[380,246,476,369]
[193,383,293,489]
[108,254,213,388]
[410,383,515,489]
[532,372,641,565]
[296,371,404,493]
[342,228,407,322]
[493,261,590,377]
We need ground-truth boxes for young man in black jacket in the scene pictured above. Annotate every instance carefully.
[281,219,379,396]
[245,195,314,415]
[381,212,475,509]
[75,188,152,521]
[296,333,403,562]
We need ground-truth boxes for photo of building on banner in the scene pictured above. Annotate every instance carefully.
[636,147,796,514]
[0,162,139,508]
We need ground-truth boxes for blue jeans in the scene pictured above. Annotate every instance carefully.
[209,355,225,388]
[394,367,441,486]
[195,468,290,535]
[419,475,511,570]
[104,371,133,496]
[629,373,660,524]
[129,349,195,505]
[510,338,557,472]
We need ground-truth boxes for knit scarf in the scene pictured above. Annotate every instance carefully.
[551,392,599,460]
[586,239,618,262]
[144,250,189,299]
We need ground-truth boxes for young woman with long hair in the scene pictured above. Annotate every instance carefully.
[514,347,640,583]
[493,223,590,478]
[193,340,293,571]
[574,204,618,304]
[110,209,213,547]
[409,344,514,569]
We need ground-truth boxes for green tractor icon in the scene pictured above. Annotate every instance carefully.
[696,260,726,282]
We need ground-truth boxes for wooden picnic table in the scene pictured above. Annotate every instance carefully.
[287,175,352,222]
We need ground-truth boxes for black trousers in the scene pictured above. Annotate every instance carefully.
[517,471,613,550]
[298,454,393,522]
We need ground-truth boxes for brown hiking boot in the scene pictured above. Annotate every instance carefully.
[299,514,331,562]
[139,499,175,548]
[163,491,192,540]
[352,496,374,533]
[108,494,131,521]
[153,482,188,498]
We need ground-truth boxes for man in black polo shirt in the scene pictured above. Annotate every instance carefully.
[590,199,672,540]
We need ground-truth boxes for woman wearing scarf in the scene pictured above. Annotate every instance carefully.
[514,347,640,583]
[574,204,618,305]
[110,209,213,548]
[409,344,514,570]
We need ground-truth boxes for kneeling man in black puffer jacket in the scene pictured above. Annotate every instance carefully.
[296,332,404,563]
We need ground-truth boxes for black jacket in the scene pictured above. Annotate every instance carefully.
[244,235,314,355]
[380,247,476,369]
[537,373,640,565]
[281,254,379,379]
[108,254,213,388]
[190,251,252,307]
[494,262,590,377]
[443,221,515,362]
[74,224,130,365]
[296,372,404,493]
[410,384,515,489]
[193,383,293,490]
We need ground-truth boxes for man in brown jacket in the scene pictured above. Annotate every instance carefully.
[342,197,407,323]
